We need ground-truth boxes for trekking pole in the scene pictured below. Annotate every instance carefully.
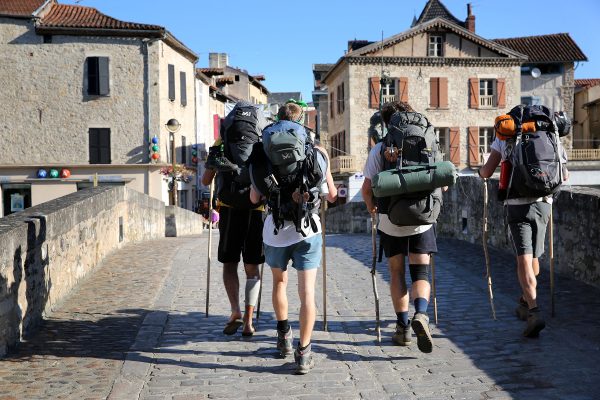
[370,214,381,343]
[431,254,438,324]
[256,263,265,319]
[550,205,555,317]
[320,197,328,331]
[205,179,214,318]
[482,179,497,320]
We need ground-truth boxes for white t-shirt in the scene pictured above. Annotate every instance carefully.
[490,137,567,205]
[363,142,432,238]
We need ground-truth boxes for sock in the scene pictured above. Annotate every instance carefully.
[414,297,429,314]
[396,311,409,327]
[277,319,289,333]
[298,342,311,352]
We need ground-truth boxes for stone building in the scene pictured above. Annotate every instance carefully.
[574,79,600,151]
[0,0,199,216]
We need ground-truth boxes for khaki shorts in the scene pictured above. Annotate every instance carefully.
[507,202,551,258]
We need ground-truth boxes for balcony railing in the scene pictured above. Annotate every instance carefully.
[480,95,495,108]
[331,155,358,174]
[567,149,600,161]
[381,94,398,103]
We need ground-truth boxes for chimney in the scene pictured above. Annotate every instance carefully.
[465,3,476,33]
[209,52,228,68]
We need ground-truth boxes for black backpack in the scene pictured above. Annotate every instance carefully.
[377,111,443,226]
[506,105,566,198]
[249,120,324,236]
[217,102,263,209]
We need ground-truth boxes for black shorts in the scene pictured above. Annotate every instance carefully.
[218,207,265,264]
[382,225,438,258]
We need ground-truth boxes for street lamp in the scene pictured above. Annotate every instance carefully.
[165,118,181,206]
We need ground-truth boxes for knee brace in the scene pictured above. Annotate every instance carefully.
[409,264,429,283]
[245,278,261,307]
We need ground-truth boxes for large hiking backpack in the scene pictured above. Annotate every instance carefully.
[505,105,566,198]
[377,111,443,226]
[249,120,325,236]
[217,101,265,208]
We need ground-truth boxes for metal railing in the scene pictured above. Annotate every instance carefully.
[567,149,600,161]
[331,155,357,174]
[381,94,398,103]
[480,95,495,108]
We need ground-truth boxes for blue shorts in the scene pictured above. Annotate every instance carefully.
[264,235,322,271]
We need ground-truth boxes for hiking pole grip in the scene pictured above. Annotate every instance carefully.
[482,179,496,320]
[205,179,215,318]
[550,205,555,317]
[371,214,381,343]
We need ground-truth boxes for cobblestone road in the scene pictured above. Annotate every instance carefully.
[1,233,599,400]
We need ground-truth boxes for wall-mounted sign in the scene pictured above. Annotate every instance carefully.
[10,193,24,212]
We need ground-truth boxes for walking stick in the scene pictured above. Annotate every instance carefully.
[256,263,265,319]
[431,255,438,324]
[320,197,328,331]
[205,180,214,318]
[482,179,497,320]
[550,205,555,317]
[370,214,381,343]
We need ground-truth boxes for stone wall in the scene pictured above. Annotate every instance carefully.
[325,177,600,289]
[165,205,203,237]
[0,186,173,357]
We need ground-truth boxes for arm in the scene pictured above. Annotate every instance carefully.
[201,168,216,186]
[250,185,263,205]
[361,178,377,214]
[478,149,502,179]
[315,145,338,203]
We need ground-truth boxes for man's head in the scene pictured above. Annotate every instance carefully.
[381,101,414,125]
[277,102,304,123]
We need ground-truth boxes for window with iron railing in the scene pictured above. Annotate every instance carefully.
[479,79,496,108]
[381,79,398,103]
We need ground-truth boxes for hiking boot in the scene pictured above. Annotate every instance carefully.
[523,311,546,338]
[294,345,315,375]
[411,312,433,353]
[515,298,528,321]
[276,327,293,357]
[392,322,412,346]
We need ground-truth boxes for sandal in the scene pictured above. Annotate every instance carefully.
[223,319,243,335]
[241,325,255,337]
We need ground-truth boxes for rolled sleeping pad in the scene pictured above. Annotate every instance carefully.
[371,161,458,198]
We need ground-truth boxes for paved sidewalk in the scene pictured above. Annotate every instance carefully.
[1,233,600,399]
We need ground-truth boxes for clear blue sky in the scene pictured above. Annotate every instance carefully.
[65,0,599,101]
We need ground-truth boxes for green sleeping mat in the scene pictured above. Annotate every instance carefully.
[371,161,458,197]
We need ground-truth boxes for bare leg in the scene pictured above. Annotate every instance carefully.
[517,254,537,308]
[297,269,318,347]
[242,263,260,333]
[388,255,408,313]
[408,253,431,302]
[223,262,241,322]
[271,267,289,322]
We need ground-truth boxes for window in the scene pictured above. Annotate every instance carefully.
[168,64,175,101]
[337,83,345,114]
[181,136,187,164]
[43,34,52,44]
[331,130,346,158]
[330,91,335,117]
[180,71,187,106]
[235,74,240,82]
[428,35,443,57]
[435,127,450,161]
[479,79,496,107]
[479,127,493,156]
[1,183,31,217]
[86,57,109,96]
[381,79,397,103]
[178,190,188,209]
[89,128,111,164]
[521,96,541,106]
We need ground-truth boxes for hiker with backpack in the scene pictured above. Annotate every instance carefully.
[201,100,268,337]
[478,104,570,338]
[248,102,337,374]
[361,101,455,354]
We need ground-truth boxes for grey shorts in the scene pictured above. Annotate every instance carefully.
[507,202,551,258]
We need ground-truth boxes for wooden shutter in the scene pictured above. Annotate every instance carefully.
[369,77,380,109]
[439,77,448,108]
[180,71,187,106]
[449,127,460,166]
[469,77,479,109]
[89,128,99,163]
[87,57,99,95]
[430,78,439,108]
[468,126,479,166]
[341,82,345,113]
[99,128,111,164]
[98,57,110,96]
[399,77,408,103]
[168,64,175,101]
[497,78,506,109]
[330,91,335,116]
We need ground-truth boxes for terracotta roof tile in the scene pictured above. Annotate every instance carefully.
[39,3,162,31]
[493,33,587,63]
[198,67,224,76]
[0,0,45,17]
[575,79,600,89]
[215,76,234,85]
